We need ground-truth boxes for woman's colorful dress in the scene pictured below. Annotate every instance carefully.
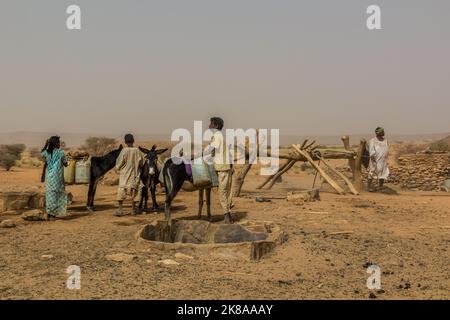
[41,149,67,217]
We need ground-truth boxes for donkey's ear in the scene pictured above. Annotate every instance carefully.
[156,148,169,155]
[151,144,157,151]
[118,144,123,150]
[139,146,150,154]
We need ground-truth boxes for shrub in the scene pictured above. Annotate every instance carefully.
[0,144,26,171]
[81,137,117,156]
[0,144,26,157]
[0,153,17,171]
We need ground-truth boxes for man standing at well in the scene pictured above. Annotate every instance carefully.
[115,134,144,216]
[205,117,233,223]
[368,127,390,191]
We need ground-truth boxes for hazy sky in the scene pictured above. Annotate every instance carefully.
[1,0,449,137]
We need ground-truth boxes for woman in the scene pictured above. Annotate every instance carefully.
[41,136,68,220]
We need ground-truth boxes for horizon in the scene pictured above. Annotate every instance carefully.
[1,129,448,148]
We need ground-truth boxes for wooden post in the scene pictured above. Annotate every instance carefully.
[315,154,359,195]
[341,135,355,174]
[231,164,252,197]
[292,144,346,195]
[354,139,367,192]
[257,160,291,189]
[264,160,297,189]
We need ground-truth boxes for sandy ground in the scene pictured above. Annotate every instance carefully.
[0,166,449,300]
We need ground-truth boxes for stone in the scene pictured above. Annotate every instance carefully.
[213,224,268,243]
[0,191,46,213]
[105,253,137,263]
[28,193,45,209]
[0,199,6,213]
[40,254,54,260]
[442,179,450,192]
[67,193,74,205]
[368,292,377,299]
[2,193,30,211]
[158,259,180,266]
[21,209,46,221]
[174,252,194,260]
[287,189,320,203]
[0,219,16,228]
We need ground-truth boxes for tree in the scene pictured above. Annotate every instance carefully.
[29,147,42,159]
[0,144,26,171]
[81,137,117,156]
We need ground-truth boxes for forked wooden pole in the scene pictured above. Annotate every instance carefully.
[264,159,297,189]
[292,144,346,195]
[315,154,359,195]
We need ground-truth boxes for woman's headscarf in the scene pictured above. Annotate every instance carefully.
[47,136,60,153]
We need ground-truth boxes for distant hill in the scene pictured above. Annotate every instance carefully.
[0,131,449,148]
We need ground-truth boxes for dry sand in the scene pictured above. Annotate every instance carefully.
[0,165,449,300]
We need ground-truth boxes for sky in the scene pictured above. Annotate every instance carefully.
[0,0,449,138]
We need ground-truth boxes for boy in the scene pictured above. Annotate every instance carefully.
[115,134,145,216]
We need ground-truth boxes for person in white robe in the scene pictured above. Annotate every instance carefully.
[368,127,390,191]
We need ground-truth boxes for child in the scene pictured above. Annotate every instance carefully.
[115,134,144,216]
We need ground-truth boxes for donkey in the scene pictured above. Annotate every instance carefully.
[137,145,168,212]
[161,158,212,222]
[86,145,123,211]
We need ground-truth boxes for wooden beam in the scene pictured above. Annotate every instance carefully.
[231,164,252,197]
[315,154,359,195]
[292,144,346,195]
[341,135,355,174]
[256,160,291,189]
[354,139,367,192]
[264,160,297,189]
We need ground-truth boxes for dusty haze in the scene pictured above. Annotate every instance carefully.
[1,0,449,138]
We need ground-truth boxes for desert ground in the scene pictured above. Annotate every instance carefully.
[0,159,449,300]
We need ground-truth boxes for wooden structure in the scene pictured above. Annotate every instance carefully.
[231,136,367,197]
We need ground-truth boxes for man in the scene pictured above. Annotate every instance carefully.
[115,134,145,216]
[368,127,390,191]
[205,117,233,224]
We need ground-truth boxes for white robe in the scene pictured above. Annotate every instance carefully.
[368,137,390,180]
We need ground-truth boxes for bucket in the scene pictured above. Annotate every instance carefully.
[75,160,91,184]
[64,160,76,185]
[191,162,212,187]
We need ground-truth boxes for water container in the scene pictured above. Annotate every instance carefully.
[207,164,218,187]
[75,160,91,184]
[181,181,198,192]
[191,162,212,187]
[64,160,76,185]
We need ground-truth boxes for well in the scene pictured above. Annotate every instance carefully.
[135,219,287,261]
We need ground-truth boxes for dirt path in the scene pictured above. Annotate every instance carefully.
[0,168,449,299]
